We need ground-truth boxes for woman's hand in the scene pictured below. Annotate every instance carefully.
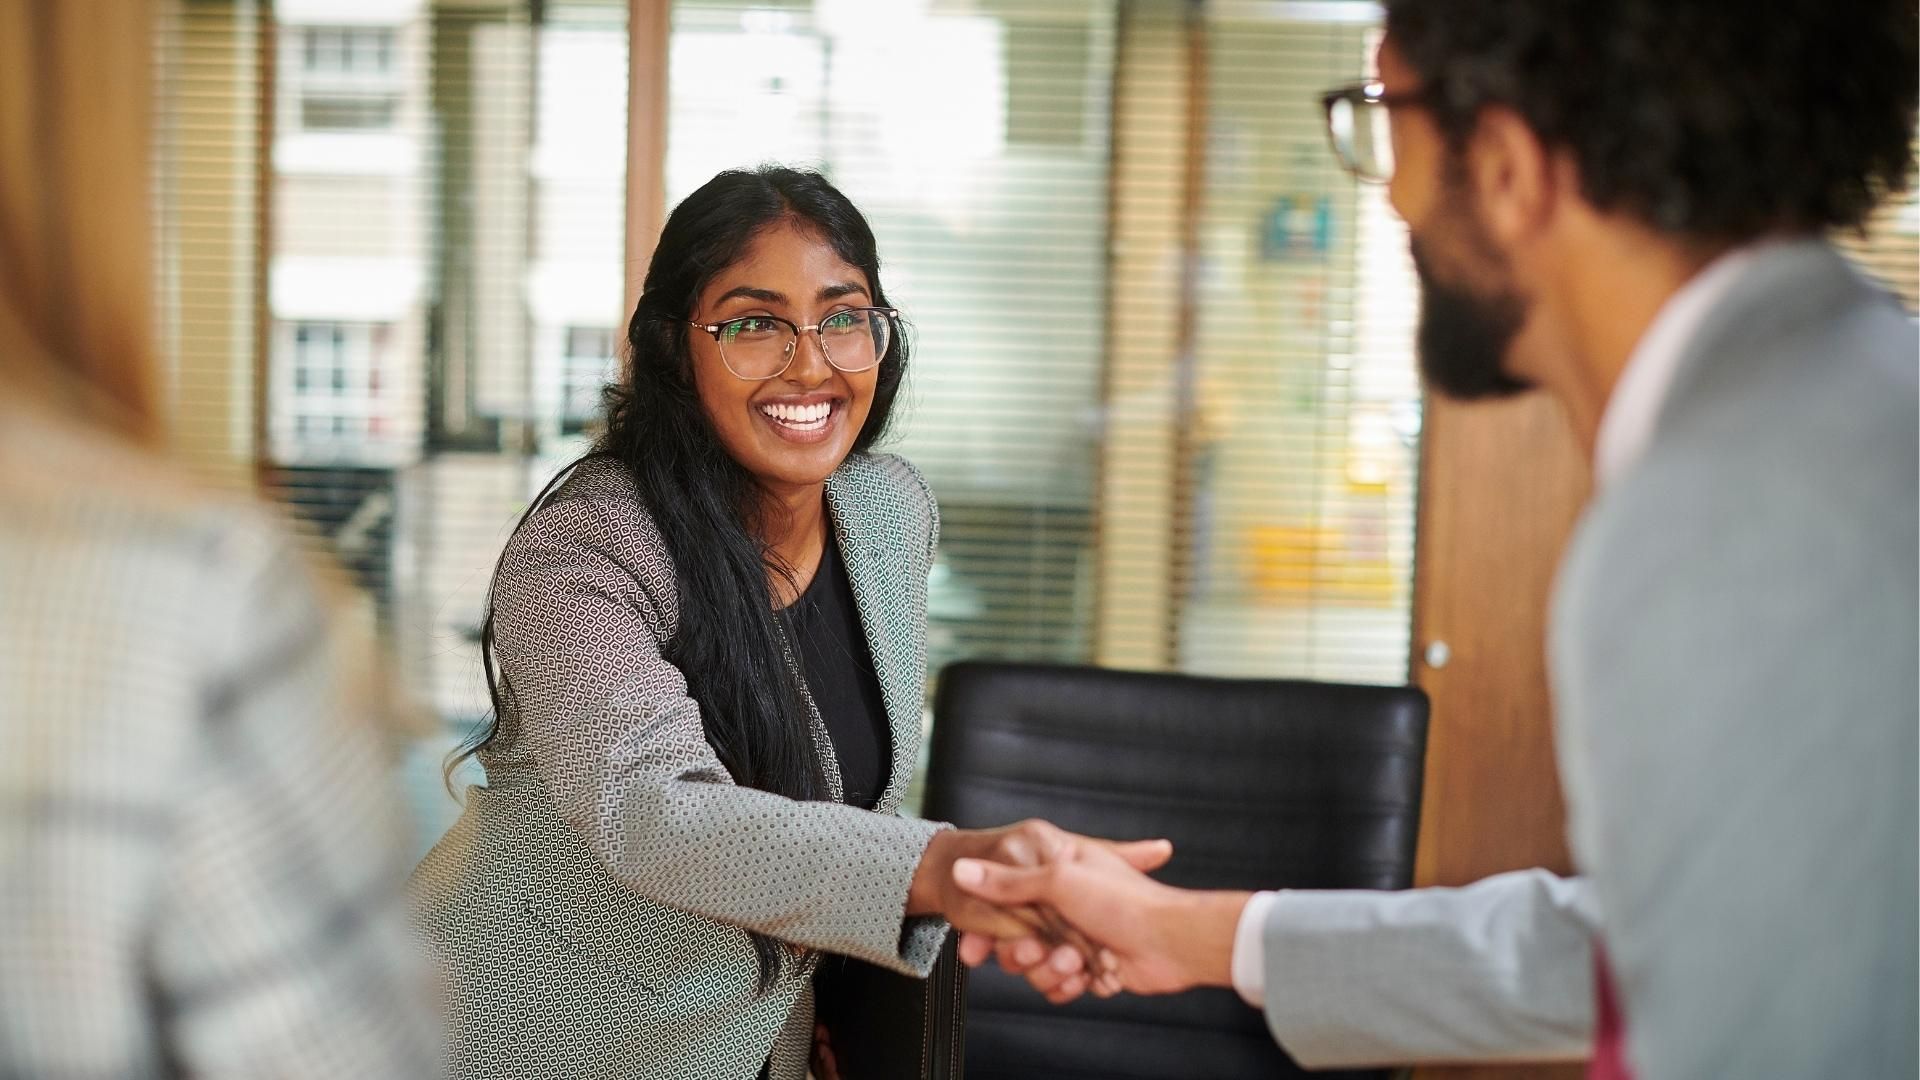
[907,820,1172,975]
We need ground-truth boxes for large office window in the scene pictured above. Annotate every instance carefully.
[147,0,1443,829]
[155,0,632,845]
[1175,13,1418,683]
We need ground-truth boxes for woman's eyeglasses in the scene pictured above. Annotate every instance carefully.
[689,307,899,382]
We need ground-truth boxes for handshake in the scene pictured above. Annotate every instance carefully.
[907,820,1248,1004]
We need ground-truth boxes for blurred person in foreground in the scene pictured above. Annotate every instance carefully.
[951,1,1919,1076]
[0,2,439,1075]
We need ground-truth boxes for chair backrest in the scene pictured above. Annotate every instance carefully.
[924,661,1430,1080]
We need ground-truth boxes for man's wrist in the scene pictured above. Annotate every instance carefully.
[1229,890,1279,1007]
[1160,888,1254,990]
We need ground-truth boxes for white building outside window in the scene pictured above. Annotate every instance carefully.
[295,25,403,132]
[278,319,394,452]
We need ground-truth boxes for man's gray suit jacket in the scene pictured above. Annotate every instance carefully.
[1258,241,1918,1079]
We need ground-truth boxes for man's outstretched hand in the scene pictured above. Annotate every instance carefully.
[913,820,1175,981]
[951,831,1250,1005]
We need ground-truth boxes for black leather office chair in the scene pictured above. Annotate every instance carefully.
[924,661,1430,1080]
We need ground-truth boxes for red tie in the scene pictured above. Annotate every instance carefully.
[1590,944,1634,1080]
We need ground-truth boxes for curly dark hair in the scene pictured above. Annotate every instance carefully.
[1383,0,1918,239]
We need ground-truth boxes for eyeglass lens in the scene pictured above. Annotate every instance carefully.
[716,309,892,379]
[1328,96,1396,183]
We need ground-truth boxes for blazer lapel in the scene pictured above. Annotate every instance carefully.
[824,466,923,814]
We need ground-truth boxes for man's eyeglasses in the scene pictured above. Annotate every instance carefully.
[1320,81,1428,184]
[689,307,899,382]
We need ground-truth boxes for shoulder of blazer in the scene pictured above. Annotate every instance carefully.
[835,451,941,566]
[1660,241,1915,433]
[503,453,941,630]
[500,454,681,641]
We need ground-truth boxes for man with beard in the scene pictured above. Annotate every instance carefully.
[948,2,1918,1076]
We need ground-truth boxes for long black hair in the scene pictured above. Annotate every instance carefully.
[451,166,908,989]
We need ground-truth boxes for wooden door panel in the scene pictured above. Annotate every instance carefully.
[1409,389,1590,1080]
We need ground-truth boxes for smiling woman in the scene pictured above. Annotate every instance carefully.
[409,167,1161,1080]
[685,222,893,518]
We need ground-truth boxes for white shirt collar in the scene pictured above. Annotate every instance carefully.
[1592,244,1768,488]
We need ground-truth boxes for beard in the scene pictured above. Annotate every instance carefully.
[1409,233,1533,401]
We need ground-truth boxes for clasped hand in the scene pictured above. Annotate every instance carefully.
[907,819,1167,997]
[925,823,1248,1005]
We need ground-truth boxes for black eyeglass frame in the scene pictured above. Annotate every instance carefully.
[687,306,901,382]
[1319,80,1433,184]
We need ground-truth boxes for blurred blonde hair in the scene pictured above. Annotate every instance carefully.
[0,0,162,445]
[0,2,429,739]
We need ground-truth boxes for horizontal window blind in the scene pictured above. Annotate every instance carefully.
[153,0,631,849]
[1836,163,1920,312]
[1182,10,1417,684]
[667,0,1118,681]
[153,0,266,493]
[1097,3,1418,685]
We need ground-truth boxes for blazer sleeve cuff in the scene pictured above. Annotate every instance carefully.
[875,818,952,977]
[898,915,951,976]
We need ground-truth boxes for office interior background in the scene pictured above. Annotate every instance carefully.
[151,0,1919,848]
